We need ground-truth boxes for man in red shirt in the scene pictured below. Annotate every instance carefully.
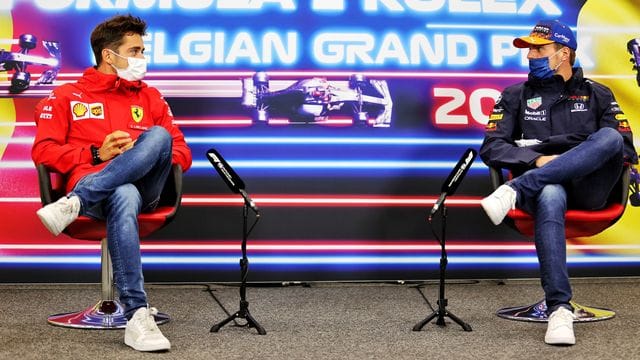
[32,14,192,352]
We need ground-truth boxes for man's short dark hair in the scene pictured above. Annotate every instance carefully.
[90,14,147,66]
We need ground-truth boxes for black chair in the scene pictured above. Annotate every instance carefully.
[37,164,183,329]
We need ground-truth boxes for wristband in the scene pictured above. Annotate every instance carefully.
[90,145,103,165]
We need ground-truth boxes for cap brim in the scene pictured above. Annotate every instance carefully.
[513,36,555,48]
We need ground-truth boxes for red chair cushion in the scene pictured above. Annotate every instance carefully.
[64,206,176,240]
[508,203,625,238]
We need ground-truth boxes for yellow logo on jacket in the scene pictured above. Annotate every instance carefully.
[90,104,103,117]
[131,105,143,123]
[72,102,88,118]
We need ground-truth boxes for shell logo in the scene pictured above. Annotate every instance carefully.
[73,102,88,118]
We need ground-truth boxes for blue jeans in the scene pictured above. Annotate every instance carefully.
[508,127,624,314]
[71,126,173,319]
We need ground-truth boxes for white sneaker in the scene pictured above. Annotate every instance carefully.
[36,195,80,236]
[545,307,576,345]
[480,184,517,225]
[124,307,171,352]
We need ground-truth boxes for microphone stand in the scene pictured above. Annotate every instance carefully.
[413,204,472,332]
[210,201,266,335]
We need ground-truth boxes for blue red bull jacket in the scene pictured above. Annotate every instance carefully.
[480,67,638,172]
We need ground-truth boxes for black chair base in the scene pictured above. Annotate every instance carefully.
[496,299,615,322]
[48,300,170,329]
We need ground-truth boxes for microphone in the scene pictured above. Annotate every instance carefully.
[206,148,259,213]
[429,148,477,220]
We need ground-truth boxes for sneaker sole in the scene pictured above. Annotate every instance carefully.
[545,337,576,346]
[124,335,171,352]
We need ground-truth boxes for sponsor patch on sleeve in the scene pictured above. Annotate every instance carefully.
[485,121,497,132]
[38,104,54,120]
[618,119,631,132]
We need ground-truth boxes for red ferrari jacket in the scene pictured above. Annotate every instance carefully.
[32,67,192,193]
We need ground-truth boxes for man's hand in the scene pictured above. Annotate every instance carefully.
[535,155,559,168]
[97,130,134,162]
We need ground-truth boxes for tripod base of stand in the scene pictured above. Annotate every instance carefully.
[413,307,472,332]
[210,301,266,335]
[416,205,472,332]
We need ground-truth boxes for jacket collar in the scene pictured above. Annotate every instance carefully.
[564,67,584,90]
[78,67,147,93]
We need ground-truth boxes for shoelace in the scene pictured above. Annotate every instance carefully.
[56,198,78,215]
[139,307,161,334]
[549,309,575,327]
[495,187,516,210]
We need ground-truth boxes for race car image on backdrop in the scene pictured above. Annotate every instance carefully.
[241,72,392,127]
[0,34,60,93]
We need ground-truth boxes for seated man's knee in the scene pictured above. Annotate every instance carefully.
[147,126,171,144]
[537,184,567,212]
[140,126,172,156]
[594,127,623,149]
[109,184,142,215]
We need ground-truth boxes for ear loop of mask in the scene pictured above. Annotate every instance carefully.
[107,49,125,66]
[551,48,566,71]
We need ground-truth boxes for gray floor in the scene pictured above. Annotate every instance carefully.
[1,278,639,359]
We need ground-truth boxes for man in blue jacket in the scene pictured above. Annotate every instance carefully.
[479,20,638,346]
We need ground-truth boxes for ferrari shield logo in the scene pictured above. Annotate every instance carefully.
[131,105,143,123]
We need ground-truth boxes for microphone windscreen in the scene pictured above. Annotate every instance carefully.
[441,148,477,195]
[206,148,246,193]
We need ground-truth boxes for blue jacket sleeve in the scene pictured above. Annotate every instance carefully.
[479,84,542,169]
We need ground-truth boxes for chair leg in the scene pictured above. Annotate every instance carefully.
[496,299,616,322]
[102,236,115,303]
[47,239,170,329]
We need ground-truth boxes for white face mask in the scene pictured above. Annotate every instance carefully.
[108,49,147,81]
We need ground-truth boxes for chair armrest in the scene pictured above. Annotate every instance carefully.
[157,164,184,226]
[488,166,505,191]
[170,164,183,210]
[619,165,630,207]
[36,164,65,206]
